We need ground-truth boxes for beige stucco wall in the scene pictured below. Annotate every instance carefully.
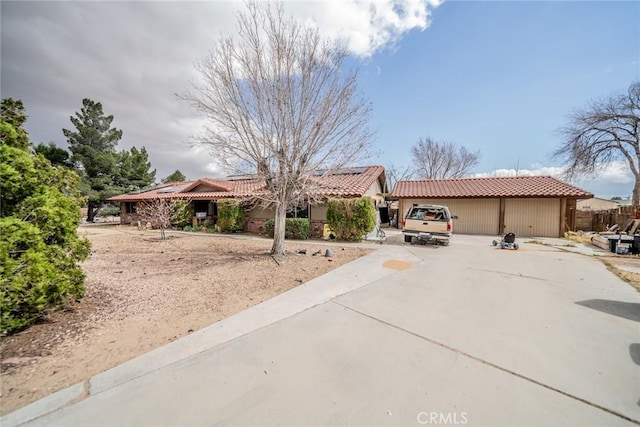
[190,184,211,192]
[504,198,560,237]
[399,198,500,235]
[365,179,384,205]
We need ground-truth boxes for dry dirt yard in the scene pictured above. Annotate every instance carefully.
[0,226,373,415]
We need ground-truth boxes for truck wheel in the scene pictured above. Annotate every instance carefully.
[514,243,519,250]
[404,235,412,243]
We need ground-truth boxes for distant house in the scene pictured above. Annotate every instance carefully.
[108,166,386,237]
[577,197,620,212]
[391,176,593,237]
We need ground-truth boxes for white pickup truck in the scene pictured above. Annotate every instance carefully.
[402,204,456,245]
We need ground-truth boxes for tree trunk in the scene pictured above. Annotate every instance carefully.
[633,176,640,208]
[87,201,100,222]
[271,202,287,255]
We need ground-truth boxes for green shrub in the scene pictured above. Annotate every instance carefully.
[171,200,193,228]
[265,218,310,239]
[1,118,90,336]
[326,197,375,241]
[264,219,274,236]
[217,200,244,232]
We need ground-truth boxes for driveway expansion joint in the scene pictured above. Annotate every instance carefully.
[332,300,640,426]
[473,268,550,282]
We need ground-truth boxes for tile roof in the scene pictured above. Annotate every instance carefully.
[108,166,385,202]
[181,178,232,193]
[305,165,386,197]
[391,176,593,199]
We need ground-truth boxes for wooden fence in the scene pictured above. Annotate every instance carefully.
[576,206,638,232]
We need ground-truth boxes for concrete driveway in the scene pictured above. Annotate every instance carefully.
[4,234,640,426]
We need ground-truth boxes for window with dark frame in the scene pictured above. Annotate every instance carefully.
[286,204,309,219]
[193,200,209,215]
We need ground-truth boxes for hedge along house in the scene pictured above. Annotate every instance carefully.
[108,165,387,237]
[391,176,593,237]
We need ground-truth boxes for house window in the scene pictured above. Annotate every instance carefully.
[193,200,209,216]
[287,204,309,219]
[125,202,137,214]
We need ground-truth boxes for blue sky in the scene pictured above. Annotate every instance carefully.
[359,1,639,196]
[2,0,639,198]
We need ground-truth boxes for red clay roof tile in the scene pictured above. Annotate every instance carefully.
[391,176,592,199]
[108,166,385,202]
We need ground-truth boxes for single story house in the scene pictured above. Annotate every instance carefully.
[108,165,386,237]
[576,197,621,212]
[391,176,593,237]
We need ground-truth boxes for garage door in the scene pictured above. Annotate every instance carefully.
[401,198,500,235]
[504,198,560,237]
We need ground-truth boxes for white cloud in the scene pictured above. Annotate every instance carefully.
[1,1,440,181]
[474,165,565,179]
[585,161,634,184]
[289,0,440,57]
[475,161,633,182]
[474,161,635,198]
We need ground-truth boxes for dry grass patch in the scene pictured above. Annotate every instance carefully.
[598,257,640,292]
[564,231,595,245]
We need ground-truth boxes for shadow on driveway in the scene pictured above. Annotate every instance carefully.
[629,344,640,367]
[575,299,640,322]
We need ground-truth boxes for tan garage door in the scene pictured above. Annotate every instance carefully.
[401,198,500,235]
[504,198,560,237]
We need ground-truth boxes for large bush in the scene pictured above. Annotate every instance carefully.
[326,197,376,241]
[217,200,244,232]
[265,218,310,240]
[171,200,193,229]
[0,115,90,336]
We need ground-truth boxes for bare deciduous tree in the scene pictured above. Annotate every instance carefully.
[136,198,191,240]
[554,81,640,204]
[385,163,414,193]
[411,137,480,179]
[180,2,373,255]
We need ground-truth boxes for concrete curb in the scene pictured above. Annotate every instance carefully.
[0,383,85,427]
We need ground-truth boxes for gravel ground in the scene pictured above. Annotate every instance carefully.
[0,226,372,415]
